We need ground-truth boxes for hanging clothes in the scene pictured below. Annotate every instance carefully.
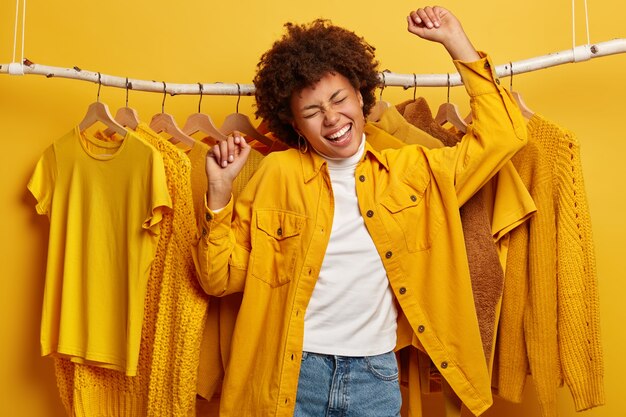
[27,127,171,376]
[50,123,208,417]
[136,123,209,417]
[495,114,605,416]
[533,115,604,412]
[495,129,558,417]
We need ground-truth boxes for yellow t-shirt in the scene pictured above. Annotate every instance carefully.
[28,126,171,376]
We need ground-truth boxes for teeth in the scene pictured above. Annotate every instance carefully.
[327,125,350,140]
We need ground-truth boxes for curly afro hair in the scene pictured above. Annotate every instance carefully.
[253,19,380,148]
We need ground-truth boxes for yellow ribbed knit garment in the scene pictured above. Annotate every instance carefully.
[54,125,209,417]
[532,114,604,411]
[496,133,559,417]
[496,114,604,416]
[141,125,209,417]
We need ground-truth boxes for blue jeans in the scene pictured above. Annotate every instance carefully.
[293,351,402,417]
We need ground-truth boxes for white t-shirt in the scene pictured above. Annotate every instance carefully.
[303,136,398,356]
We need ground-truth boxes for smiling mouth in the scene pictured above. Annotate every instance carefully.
[325,124,352,142]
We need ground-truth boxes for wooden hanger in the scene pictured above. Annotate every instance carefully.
[149,81,196,149]
[103,78,140,136]
[115,107,140,130]
[78,72,127,136]
[115,78,140,129]
[219,83,273,147]
[182,83,228,145]
[508,62,534,119]
[434,73,467,133]
[512,91,535,119]
[435,103,468,133]
[367,71,391,122]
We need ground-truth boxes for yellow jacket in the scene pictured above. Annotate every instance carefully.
[194,54,527,417]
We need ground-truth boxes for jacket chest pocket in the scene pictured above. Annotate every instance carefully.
[380,179,440,253]
[251,210,306,288]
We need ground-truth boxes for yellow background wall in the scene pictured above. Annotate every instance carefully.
[1,0,623,416]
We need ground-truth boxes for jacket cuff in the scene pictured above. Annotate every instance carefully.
[199,194,233,239]
[453,51,503,96]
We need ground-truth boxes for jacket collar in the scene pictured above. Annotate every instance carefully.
[364,124,390,171]
[298,123,390,182]
[299,146,326,183]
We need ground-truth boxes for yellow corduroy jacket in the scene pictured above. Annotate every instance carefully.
[193,54,527,417]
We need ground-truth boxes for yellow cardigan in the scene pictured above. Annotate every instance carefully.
[193,54,527,417]
[496,114,604,416]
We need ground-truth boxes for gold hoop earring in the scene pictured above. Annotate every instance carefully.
[298,134,308,154]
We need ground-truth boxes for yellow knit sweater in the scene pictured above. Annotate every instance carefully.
[532,114,604,411]
[496,114,604,416]
[496,132,559,416]
[54,125,209,417]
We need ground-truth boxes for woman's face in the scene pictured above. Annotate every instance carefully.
[290,72,365,159]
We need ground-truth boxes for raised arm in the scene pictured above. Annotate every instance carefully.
[192,132,251,296]
[407,6,480,62]
[407,6,527,205]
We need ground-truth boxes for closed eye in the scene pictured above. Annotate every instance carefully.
[303,111,320,119]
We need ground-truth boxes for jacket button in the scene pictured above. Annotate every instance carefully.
[359,175,366,182]
[277,227,283,236]
[410,195,417,202]
[202,227,207,236]
[441,361,448,369]
[399,287,406,295]
[366,210,374,217]
[495,78,501,85]
[385,251,393,259]
[205,212,212,221]
[417,325,425,333]
[484,61,490,69]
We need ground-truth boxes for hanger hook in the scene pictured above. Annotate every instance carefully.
[446,73,451,103]
[198,82,204,113]
[235,83,241,113]
[379,72,386,101]
[509,61,514,91]
[125,77,130,107]
[96,72,102,103]
[161,81,167,113]
[413,73,417,101]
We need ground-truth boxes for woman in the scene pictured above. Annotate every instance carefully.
[197,6,527,417]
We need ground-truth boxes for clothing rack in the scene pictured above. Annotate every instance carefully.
[1,38,624,95]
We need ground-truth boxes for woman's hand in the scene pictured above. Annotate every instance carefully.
[407,6,479,62]
[205,132,251,210]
